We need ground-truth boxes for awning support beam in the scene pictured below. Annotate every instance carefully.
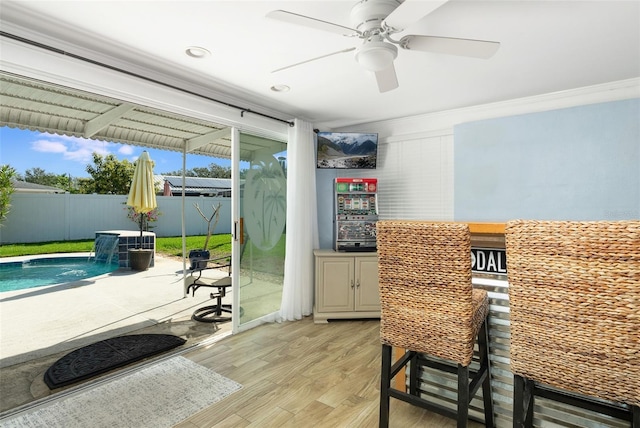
[186,127,231,152]
[83,103,135,138]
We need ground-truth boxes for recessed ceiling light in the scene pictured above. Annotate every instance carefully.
[270,85,290,92]
[185,46,211,58]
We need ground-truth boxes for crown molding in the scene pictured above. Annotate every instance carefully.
[349,78,640,140]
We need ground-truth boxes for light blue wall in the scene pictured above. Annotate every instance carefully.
[453,99,640,221]
[316,169,338,249]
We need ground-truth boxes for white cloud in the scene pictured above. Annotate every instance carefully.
[32,139,67,154]
[31,134,115,163]
[118,145,134,155]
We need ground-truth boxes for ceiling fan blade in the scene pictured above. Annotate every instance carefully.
[266,10,359,37]
[383,0,450,31]
[400,35,500,59]
[375,63,399,93]
[272,48,356,73]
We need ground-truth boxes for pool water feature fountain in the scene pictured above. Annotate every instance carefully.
[95,230,156,269]
[92,234,119,265]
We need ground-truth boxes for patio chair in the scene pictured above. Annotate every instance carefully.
[186,255,233,323]
[505,220,640,428]
[377,221,495,428]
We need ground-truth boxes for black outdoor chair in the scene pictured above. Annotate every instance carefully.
[186,255,233,323]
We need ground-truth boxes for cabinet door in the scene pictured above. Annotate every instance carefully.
[316,257,355,313]
[354,256,380,311]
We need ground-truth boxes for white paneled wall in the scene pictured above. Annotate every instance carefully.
[0,194,232,244]
[376,134,454,221]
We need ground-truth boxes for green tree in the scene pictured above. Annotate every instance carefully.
[24,167,74,191]
[76,177,94,194]
[162,162,231,178]
[163,162,249,179]
[0,165,17,226]
[83,153,135,194]
[25,167,57,186]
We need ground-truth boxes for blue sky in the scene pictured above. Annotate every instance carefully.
[0,126,231,178]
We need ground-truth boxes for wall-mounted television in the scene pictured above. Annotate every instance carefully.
[316,132,378,169]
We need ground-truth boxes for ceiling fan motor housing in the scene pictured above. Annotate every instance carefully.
[350,0,402,34]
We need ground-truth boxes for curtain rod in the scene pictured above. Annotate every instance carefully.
[1,31,295,127]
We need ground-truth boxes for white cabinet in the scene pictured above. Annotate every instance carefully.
[313,249,380,323]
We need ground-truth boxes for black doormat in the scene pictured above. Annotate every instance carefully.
[44,334,187,389]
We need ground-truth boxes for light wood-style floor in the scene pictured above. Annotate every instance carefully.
[177,317,484,428]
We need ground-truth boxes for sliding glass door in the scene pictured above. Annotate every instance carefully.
[232,130,287,332]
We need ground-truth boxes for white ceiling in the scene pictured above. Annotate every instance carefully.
[1,0,639,130]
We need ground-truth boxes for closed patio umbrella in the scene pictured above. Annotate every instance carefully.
[127,151,157,249]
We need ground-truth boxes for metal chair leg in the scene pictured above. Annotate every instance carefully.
[409,352,419,396]
[379,344,392,428]
[513,374,535,428]
[457,364,470,428]
[513,374,525,428]
[478,319,495,427]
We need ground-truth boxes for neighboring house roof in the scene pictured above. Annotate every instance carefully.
[158,175,232,196]
[163,176,231,189]
[11,180,66,193]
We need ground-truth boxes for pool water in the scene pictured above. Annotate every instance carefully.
[0,257,119,292]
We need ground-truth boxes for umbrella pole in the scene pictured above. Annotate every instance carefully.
[139,212,143,249]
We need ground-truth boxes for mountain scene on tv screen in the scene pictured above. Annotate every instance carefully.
[316,132,377,169]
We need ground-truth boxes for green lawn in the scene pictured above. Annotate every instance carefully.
[0,235,232,259]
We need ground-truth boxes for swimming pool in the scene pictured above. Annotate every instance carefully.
[0,257,119,292]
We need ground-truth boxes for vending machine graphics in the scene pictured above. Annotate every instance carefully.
[334,178,378,252]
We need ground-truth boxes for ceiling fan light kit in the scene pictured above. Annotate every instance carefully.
[355,40,398,71]
[267,0,500,93]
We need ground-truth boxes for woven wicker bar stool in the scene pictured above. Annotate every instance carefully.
[505,220,640,428]
[377,221,495,428]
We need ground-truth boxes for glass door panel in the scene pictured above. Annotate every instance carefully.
[234,132,287,330]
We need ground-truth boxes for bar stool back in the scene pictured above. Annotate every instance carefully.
[505,220,640,427]
[377,221,494,428]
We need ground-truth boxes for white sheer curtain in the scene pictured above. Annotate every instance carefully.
[279,119,319,321]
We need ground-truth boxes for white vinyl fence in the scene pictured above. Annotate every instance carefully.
[0,193,231,245]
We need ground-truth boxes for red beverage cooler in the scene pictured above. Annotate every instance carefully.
[334,178,378,252]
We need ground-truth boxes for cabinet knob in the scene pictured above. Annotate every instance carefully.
[355,280,360,288]
[350,279,354,288]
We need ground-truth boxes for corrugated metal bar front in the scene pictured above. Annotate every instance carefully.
[414,274,630,428]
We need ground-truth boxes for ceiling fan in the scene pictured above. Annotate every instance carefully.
[266,0,500,93]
